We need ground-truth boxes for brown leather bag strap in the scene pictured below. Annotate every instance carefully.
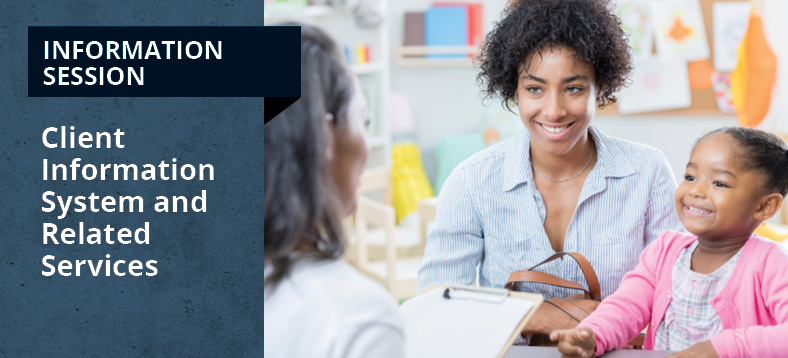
[543,297,592,322]
[529,252,600,299]
[505,271,595,299]
[506,252,601,300]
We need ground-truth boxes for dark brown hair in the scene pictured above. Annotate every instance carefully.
[697,127,788,197]
[477,0,633,110]
[264,23,355,289]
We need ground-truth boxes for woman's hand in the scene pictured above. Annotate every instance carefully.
[521,300,577,335]
[665,341,719,358]
[550,327,596,358]
[521,294,600,335]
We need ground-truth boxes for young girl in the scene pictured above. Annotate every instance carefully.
[551,127,788,358]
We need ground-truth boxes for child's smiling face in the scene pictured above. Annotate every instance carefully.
[676,133,775,240]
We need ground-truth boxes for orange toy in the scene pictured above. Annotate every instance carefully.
[730,2,777,128]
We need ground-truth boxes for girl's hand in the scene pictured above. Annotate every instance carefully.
[665,341,719,358]
[550,327,596,358]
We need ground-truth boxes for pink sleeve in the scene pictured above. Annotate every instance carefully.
[710,245,788,358]
[577,232,667,357]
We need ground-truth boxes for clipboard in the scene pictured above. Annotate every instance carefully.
[400,284,543,358]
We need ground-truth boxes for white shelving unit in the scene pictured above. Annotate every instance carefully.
[395,45,479,67]
[265,2,392,170]
[350,62,384,75]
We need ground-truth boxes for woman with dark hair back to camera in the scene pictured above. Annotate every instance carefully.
[418,0,684,345]
[263,24,404,358]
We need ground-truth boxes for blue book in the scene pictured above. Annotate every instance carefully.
[425,5,468,59]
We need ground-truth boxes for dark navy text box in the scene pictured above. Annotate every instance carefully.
[28,26,299,97]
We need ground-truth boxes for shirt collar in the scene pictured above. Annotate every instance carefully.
[501,125,636,191]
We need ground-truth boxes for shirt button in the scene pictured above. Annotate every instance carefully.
[692,282,698,288]
[537,202,543,208]
[688,307,695,315]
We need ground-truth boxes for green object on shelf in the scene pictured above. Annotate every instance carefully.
[434,134,486,195]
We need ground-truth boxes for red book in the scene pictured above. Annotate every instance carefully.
[433,2,483,48]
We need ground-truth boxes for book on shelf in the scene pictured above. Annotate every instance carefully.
[424,5,467,59]
[403,12,425,58]
[433,2,483,49]
[404,3,483,59]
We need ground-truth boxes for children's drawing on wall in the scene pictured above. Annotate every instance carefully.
[615,0,653,59]
[651,0,709,62]
[712,1,751,72]
[617,58,692,114]
[711,72,736,113]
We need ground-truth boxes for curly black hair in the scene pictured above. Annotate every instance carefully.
[477,0,633,110]
[697,127,788,197]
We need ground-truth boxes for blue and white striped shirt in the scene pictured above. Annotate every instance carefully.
[418,125,684,301]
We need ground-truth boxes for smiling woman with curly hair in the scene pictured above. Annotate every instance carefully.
[418,0,684,346]
[478,0,633,109]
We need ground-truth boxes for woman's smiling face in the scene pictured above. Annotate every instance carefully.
[517,46,599,155]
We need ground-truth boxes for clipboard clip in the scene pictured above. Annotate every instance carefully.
[442,286,509,304]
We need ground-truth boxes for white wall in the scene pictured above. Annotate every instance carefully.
[389,66,486,182]
[594,115,739,182]
[756,0,788,133]
[387,0,787,184]
[388,0,509,180]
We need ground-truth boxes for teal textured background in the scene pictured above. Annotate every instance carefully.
[0,1,265,356]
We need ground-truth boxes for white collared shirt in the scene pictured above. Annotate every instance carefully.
[265,259,405,358]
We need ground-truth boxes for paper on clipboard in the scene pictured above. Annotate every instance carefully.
[400,286,538,358]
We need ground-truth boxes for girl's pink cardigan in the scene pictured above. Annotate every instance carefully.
[577,231,788,358]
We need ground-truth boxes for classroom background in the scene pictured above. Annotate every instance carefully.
[264,0,788,301]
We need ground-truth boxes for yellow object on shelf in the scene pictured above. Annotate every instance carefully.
[356,44,368,64]
[391,143,434,223]
[754,222,788,242]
